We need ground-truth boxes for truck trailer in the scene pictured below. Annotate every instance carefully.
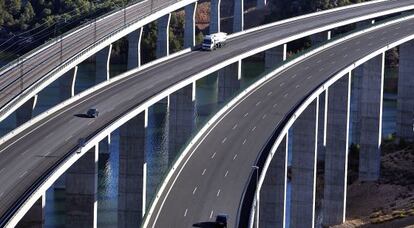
[202,32,227,51]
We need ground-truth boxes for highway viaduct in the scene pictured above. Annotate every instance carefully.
[1,0,414,228]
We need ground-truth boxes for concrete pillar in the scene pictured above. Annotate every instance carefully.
[128,28,143,70]
[351,66,363,145]
[66,146,98,228]
[16,194,45,228]
[118,113,146,227]
[16,95,37,126]
[290,99,318,228]
[310,31,331,46]
[397,41,414,140]
[317,91,327,161]
[233,0,244,32]
[323,74,351,226]
[168,84,195,164]
[156,14,171,58]
[59,66,77,101]
[210,0,221,33]
[99,135,110,154]
[96,45,112,83]
[265,44,287,70]
[358,53,384,181]
[259,136,288,228]
[256,0,266,9]
[184,3,197,48]
[218,61,241,104]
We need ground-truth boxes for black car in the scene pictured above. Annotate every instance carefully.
[215,214,228,227]
[86,108,99,118]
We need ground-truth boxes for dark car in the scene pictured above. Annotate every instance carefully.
[215,214,227,227]
[86,108,99,118]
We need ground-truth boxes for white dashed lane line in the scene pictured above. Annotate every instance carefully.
[217,189,221,197]
[262,114,267,119]
[222,137,227,144]
[279,82,285,87]
[284,93,289,98]
[202,169,206,176]
[210,210,214,219]
[211,152,216,159]
[193,187,198,195]
[19,171,27,179]
[244,112,249,117]
[232,124,238,130]
[273,104,278,108]
[295,85,300,89]
[251,126,256,132]
[184,209,188,217]
[233,154,238,160]
[225,171,229,177]
[267,92,272,96]
[256,101,261,106]
[242,139,247,145]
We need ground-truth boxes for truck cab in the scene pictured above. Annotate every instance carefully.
[202,32,227,51]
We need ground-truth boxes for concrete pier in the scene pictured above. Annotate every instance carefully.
[259,136,288,228]
[290,99,318,228]
[358,53,384,181]
[16,194,45,228]
[156,14,171,58]
[351,67,363,145]
[128,28,143,70]
[310,31,331,45]
[16,95,37,127]
[184,3,197,48]
[59,66,77,101]
[118,113,146,227]
[323,74,351,226]
[397,41,414,140]
[233,0,244,32]
[99,135,110,154]
[218,61,241,104]
[96,45,112,83]
[168,84,195,164]
[210,0,221,33]
[66,146,98,228]
[264,44,287,70]
[317,92,327,161]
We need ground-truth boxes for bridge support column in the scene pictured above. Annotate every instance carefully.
[156,14,171,58]
[317,92,327,161]
[16,95,37,127]
[218,61,241,104]
[96,45,112,83]
[66,146,98,228]
[168,84,195,164]
[233,0,244,32]
[99,135,111,154]
[311,31,331,46]
[210,0,221,33]
[16,194,45,228]
[259,135,288,227]
[184,3,197,48]
[59,66,77,101]
[397,40,414,140]
[358,53,384,181]
[128,28,143,70]
[351,66,363,145]
[118,112,146,227]
[322,73,351,226]
[265,44,287,70]
[290,99,318,228]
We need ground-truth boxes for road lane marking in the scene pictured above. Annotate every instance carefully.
[232,124,238,130]
[256,101,261,106]
[316,59,321,63]
[210,210,214,219]
[222,137,227,144]
[343,54,348,58]
[243,139,247,145]
[284,93,288,98]
[291,74,297,78]
[225,170,229,177]
[87,120,95,126]
[244,112,249,117]
[273,104,278,108]
[251,126,256,132]
[267,92,272,96]
[319,68,324,72]
[279,82,285,87]
[329,53,335,57]
[211,152,216,159]
[262,114,267,119]
[202,169,206,176]
[295,85,300,89]
[233,154,238,160]
[19,171,27,178]
[184,209,188,217]
[217,189,221,197]
[193,187,198,195]
[0,168,4,174]
[0,192,3,198]
[307,76,312,80]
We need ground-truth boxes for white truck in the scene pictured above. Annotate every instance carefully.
[202,32,227,51]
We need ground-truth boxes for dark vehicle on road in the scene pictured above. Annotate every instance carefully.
[86,108,99,118]
[215,214,228,227]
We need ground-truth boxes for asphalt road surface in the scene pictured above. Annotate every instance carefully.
[0,0,414,118]
[0,7,414,228]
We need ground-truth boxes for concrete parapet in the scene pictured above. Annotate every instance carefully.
[128,28,143,70]
[65,146,98,228]
[118,113,146,227]
[259,136,288,228]
[290,99,318,228]
[156,14,171,58]
[323,74,351,226]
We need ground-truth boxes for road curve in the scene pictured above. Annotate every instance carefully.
[0,5,413,227]
[0,0,414,121]
[147,17,414,227]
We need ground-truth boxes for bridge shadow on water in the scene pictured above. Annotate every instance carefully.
[192,221,222,228]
